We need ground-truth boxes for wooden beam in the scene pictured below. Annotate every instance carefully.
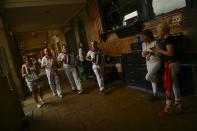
[24,46,46,52]
[0,0,87,8]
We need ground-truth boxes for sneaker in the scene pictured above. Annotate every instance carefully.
[72,90,78,93]
[40,99,45,105]
[36,104,42,108]
[173,102,182,109]
[53,93,57,96]
[78,90,83,94]
[58,94,63,98]
[100,87,105,92]
[159,107,172,116]
[149,96,160,102]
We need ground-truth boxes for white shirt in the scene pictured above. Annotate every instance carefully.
[38,58,42,64]
[78,48,85,62]
[57,52,76,68]
[57,53,68,67]
[87,50,105,68]
[57,53,65,62]
[41,56,53,70]
[142,41,160,62]
[22,64,40,82]
[87,50,96,64]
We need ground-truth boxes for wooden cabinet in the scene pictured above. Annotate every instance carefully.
[122,52,151,89]
[103,64,119,83]
[178,65,197,94]
[122,51,197,94]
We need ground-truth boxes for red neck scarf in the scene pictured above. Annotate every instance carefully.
[164,61,172,99]
[45,54,51,59]
[92,48,98,52]
[26,60,33,67]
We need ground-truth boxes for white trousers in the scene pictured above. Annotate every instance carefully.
[93,65,104,91]
[165,62,181,107]
[170,62,181,101]
[146,60,161,82]
[64,66,82,91]
[146,60,161,95]
[45,69,62,95]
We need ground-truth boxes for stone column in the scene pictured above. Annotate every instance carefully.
[0,17,24,98]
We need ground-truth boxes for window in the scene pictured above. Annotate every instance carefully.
[152,0,186,15]
[123,11,138,26]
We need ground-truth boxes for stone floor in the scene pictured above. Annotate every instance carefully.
[23,74,197,131]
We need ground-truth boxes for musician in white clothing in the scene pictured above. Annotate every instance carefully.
[78,43,88,81]
[57,46,83,94]
[142,29,161,101]
[41,48,62,98]
[86,41,105,92]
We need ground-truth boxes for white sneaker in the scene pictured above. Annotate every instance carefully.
[78,90,83,94]
[53,93,57,96]
[100,87,105,92]
[40,99,45,105]
[36,104,42,108]
[58,94,63,98]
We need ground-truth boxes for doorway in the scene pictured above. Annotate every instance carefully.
[77,20,89,51]
[64,28,78,54]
